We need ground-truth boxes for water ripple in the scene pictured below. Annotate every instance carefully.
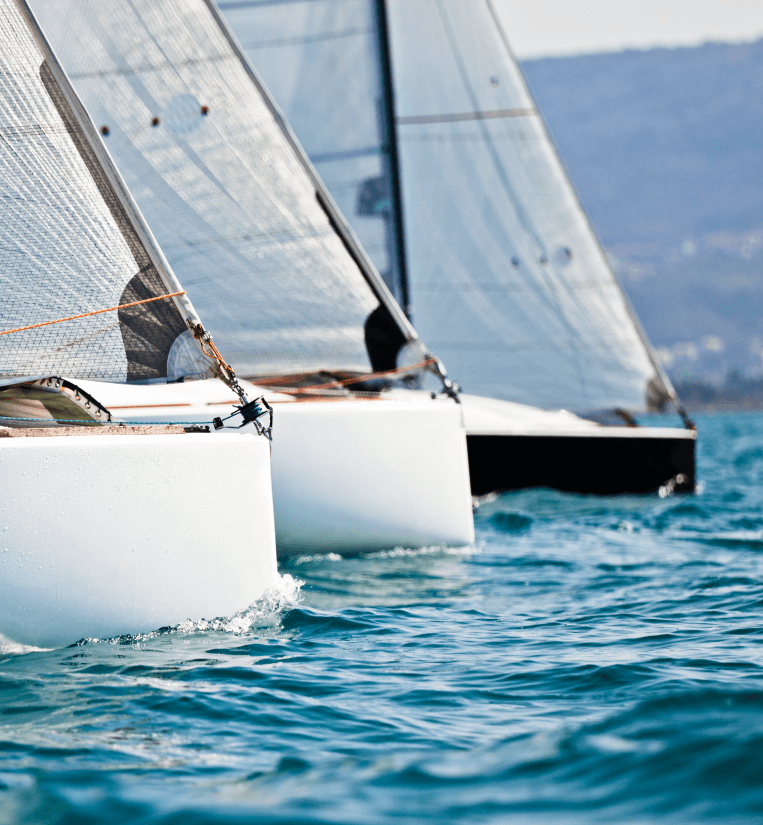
[1,413,763,823]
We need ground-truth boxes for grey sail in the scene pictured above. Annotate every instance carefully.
[31,0,427,381]
[0,0,217,385]
[223,0,676,414]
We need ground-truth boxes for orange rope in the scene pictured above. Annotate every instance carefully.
[253,371,331,387]
[308,357,439,389]
[269,387,393,399]
[0,291,186,337]
[203,337,228,368]
[253,358,440,389]
[253,358,440,396]
[194,328,239,387]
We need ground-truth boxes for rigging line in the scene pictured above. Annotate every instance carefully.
[190,324,249,405]
[397,108,537,125]
[0,291,186,337]
[252,358,439,391]
[309,358,438,389]
[195,333,232,375]
[239,26,371,51]
[258,387,385,399]
[69,52,232,80]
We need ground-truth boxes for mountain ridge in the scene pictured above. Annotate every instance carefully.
[521,39,763,381]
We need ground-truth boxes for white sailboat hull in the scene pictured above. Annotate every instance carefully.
[0,431,278,648]
[271,397,474,555]
[72,380,476,556]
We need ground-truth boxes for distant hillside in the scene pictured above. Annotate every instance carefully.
[521,41,763,382]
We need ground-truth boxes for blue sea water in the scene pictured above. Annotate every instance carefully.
[2,411,763,824]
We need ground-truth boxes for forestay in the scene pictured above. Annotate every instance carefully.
[229,0,675,413]
[32,0,425,380]
[220,0,406,308]
[0,0,216,385]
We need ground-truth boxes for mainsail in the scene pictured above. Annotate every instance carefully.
[31,0,428,381]
[0,0,218,385]
[223,0,677,414]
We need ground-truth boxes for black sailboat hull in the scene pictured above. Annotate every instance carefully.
[467,431,696,497]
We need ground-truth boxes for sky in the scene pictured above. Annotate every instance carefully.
[493,0,763,59]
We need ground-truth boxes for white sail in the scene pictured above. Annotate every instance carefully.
[31,0,426,380]
[0,0,217,385]
[220,0,406,308]
[224,0,674,413]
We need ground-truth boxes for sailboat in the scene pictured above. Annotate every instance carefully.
[29,0,475,555]
[219,0,697,496]
[0,0,278,648]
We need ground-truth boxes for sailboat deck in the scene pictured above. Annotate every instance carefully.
[0,425,188,438]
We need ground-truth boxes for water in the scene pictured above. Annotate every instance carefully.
[2,412,763,824]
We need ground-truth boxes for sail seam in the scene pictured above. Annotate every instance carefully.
[426,340,660,352]
[312,146,381,163]
[397,108,537,125]
[413,280,621,291]
[238,27,370,51]
[69,52,233,80]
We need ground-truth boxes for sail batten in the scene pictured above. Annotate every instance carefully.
[31,0,426,381]
[397,108,537,125]
[0,0,216,385]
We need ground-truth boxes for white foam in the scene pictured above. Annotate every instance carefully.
[0,632,50,656]
[79,573,303,644]
[291,552,343,565]
[176,573,303,634]
[368,544,478,560]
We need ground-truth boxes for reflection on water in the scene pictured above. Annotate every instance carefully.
[282,545,478,610]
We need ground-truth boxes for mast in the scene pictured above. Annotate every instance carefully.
[372,0,411,320]
[203,0,422,349]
